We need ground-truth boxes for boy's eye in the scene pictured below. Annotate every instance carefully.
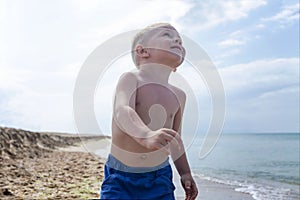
[163,32,170,37]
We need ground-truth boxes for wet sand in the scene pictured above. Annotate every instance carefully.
[173,172,254,200]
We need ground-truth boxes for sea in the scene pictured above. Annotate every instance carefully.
[185,133,300,200]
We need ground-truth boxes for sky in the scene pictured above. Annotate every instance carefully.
[0,0,299,135]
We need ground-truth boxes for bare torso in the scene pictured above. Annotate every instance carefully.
[111,71,183,167]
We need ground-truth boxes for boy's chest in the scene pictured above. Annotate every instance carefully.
[135,83,180,114]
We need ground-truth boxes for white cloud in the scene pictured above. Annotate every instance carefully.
[218,39,245,48]
[70,0,102,13]
[0,62,81,132]
[262,3,299,25]
[217,30,247,57]
[73,0,193,49]
[255,24,265,29]
[182,0,267,32]
[2,91,76,132]
[219,48,241,58]
[220,58,299,96]
[0,0,7,23]
[220,57,299,132]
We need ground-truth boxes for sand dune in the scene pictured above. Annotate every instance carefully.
[0,127,106,199]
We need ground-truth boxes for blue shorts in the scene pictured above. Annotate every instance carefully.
[100,154,175,199]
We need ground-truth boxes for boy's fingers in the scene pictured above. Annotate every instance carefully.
[162,132,174,142]
[161,128,177,137]
[186,191,192,200]
[191,183,198,199]
[162,129,182,150]
[155,143,170,154]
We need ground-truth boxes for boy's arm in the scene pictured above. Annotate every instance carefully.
[113,72,150,138]
[114,72,180,151]
[171,91,198,200]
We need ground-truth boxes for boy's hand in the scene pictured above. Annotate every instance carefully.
[181,173,198,200]
[139,128,182,153]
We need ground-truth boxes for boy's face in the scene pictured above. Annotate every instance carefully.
[142,26,185,67]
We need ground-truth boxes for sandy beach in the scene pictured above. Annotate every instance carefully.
[0,126,254,199]
[0,127,106,199]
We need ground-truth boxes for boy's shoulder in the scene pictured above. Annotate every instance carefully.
[117,71,138,85]
[119,71,138,80]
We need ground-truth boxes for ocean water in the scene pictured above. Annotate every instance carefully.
[185,133,300,200]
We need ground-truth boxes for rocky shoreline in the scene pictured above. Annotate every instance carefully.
[0,127,107,199]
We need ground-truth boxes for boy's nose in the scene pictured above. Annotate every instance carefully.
[174,37,182,45]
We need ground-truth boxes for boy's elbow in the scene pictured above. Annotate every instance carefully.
[114,106,132,121]
[114,106,125,120]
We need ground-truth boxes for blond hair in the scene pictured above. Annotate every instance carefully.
[131,23,176,68]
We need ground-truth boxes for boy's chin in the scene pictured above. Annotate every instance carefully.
[173,55,184,67]
[165,53,184,66]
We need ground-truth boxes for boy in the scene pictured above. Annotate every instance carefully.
[100,23,198,199]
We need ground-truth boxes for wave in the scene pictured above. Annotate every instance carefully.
[193,173,299,200]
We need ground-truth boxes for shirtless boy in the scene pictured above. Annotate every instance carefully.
[100,23,198,200]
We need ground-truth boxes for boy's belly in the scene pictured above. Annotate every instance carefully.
[110,135,169,168]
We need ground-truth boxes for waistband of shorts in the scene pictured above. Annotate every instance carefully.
[105,154,170,173]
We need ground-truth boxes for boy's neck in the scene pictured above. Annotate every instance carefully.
[139,63,173,84]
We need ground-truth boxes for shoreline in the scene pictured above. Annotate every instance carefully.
[171,165,254,200]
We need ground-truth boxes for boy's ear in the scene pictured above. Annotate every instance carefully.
[136,45,149,58]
